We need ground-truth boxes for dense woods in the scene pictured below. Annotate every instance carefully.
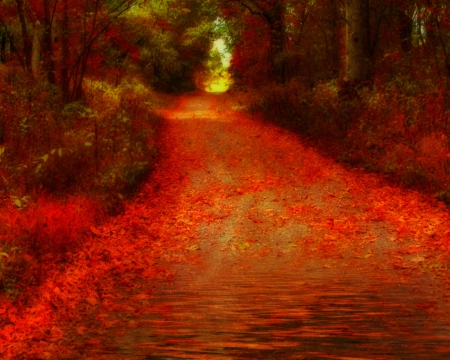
[3,0,450,357]
[223,0,450,199]
[0,0,219,295]
[2,0,450,288]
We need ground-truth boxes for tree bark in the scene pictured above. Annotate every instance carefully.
[345,0,372,82]
[397,8,412,53]
[10,34,15,53]
[43,0,56,84]
[330,0,341,78]
[61,0,70,102]
[15,0,32,74]
[267,1,285,84]
[31,21,41,78]
[1,32,6,63]
[236,0,286,84]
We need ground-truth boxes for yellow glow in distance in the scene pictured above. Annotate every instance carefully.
[205,38,232,93]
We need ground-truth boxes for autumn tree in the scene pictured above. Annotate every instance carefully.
[221,0,286,84]
[15,0,32,74]
[345,0,371,82]
[121,0,217,92]
[42,0,56,84]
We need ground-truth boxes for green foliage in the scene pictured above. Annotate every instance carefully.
[123,0,218,92]
[10,195,30,209]
[0,70,161,209]
[0,243,19,298]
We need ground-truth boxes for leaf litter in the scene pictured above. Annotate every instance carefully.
[2,93,450,358]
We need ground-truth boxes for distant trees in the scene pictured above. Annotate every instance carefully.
[125,0,217,92]
[0,0,139,100]
[5,0,450,95]
[0,0,217,100]
[219,0,450,91]
[221,0,287,84]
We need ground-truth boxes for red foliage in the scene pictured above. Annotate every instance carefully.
[2,196,104,256]
[230,16,270,86]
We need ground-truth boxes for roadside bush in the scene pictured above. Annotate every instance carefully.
[1,196,103,256]
[0,195,104,294]
[245,78,450,196]
[0,74,161,203]
[0,72,164,293]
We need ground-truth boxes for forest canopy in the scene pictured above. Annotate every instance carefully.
[2,0,450,199]
[0,0,222,97]
[4,0,450,93]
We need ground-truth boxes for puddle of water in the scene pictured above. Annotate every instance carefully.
[87,261,450,360]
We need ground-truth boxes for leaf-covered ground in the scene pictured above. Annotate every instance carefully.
[2,92,450,359]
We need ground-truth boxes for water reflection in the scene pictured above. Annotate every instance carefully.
[98,264,450,359]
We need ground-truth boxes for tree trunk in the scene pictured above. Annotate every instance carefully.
[398,8,412,53]
[72,52,89,101]
[329,0,342,78]
[1,33,6,63]
[10,34,15,53]
[15,0,32,74]
[345,0,372,82]
[43,0,56,84]
[61,0,70,102]
[31,21,41,78]
[425,0,437,48]
[268,1,285,84]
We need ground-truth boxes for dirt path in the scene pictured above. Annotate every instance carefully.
[4,92,450,359]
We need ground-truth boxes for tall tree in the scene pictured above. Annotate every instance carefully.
[1,32,6,63]
[345,0,372,82]
[61,0,70,100]
[223,0,286,84]
[15,0,32,74]
[42,0,56,84]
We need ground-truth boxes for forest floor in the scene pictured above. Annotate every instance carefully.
[3,92,450,359]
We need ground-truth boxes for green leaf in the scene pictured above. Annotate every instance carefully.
[42,154,49,162]
[14,199,21,208]
[35,164,42,174]
[58,148,63,157]
[84,142,93,147]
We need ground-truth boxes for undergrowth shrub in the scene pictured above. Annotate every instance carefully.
[0,74,161,204]
[0,195,104,294]
[244,78,450,196]
[0,71,163,293]
[1,196,104,256]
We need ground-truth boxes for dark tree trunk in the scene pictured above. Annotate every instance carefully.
[15,0,32,74]
[43,0,56,84]
[425,0,437,48]
[72,52,89,101]
[268,1,285,84]
[398,9,412,53]
[329,0,342,78]
[1,33,6,63]
[345,0,372,82]
[10,34,15,53]
[61,0,70,102]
